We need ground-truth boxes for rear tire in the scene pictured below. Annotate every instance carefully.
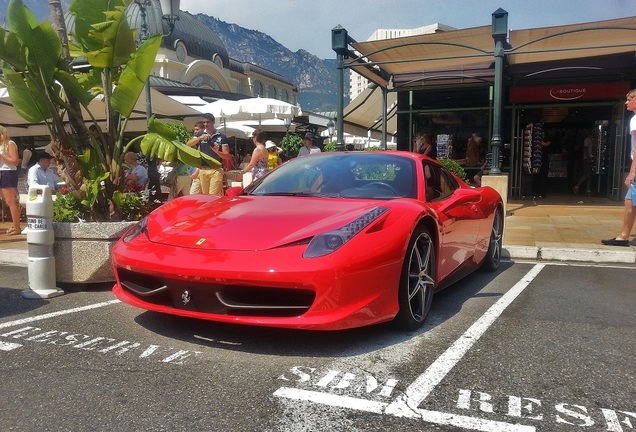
[392,227,435,331]
[481,209,503,272]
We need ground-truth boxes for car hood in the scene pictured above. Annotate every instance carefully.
[147,196,388,251]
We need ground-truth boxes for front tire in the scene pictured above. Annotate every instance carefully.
[393,227,436,331]
[481,209,503,272]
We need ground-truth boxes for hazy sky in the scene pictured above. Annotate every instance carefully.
[180,0,636,59]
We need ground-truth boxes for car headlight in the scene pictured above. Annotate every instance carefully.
[303,207,388,258]
[122,216,149,243]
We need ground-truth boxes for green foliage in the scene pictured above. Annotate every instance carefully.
[112,191,151,221]
[324,141,336,152]
[53,192,84,222]
[0,0,214,221]
[438,158,468,183]
[165,122,192,145]
[280,134,304,158]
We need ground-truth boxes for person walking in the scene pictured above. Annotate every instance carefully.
[241,128,269,181]
[416,133,436,159]
[0,126,22,235]
[601,89,636,246]
[573,132,593,195]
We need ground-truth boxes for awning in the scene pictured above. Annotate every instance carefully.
[343,85,397,136]
[0,88,202,138]
[349,25,494,86]
[508,16,636,65]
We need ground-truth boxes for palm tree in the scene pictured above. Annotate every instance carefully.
[0,0,219,220]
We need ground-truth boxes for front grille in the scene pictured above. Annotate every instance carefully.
[116,268,315,317]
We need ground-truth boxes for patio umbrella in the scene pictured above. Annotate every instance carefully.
[196,99,240,118]
[232,97,302,125]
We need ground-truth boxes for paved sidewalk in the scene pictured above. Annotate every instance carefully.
[503,195,635,264]
[0,195,634,267]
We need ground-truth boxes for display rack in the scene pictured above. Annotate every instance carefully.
[436,134,453,160]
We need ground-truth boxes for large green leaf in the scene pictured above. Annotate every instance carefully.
[26,22,62,86]
[77,148,106,181]
[0,28,27,70]
[140,118,221,168]
[111,34,161,117]
[2,68,52,122]
[7,0,38,43]
[69,0,132,56]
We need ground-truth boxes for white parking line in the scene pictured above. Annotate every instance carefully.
[0,300,121,329]
[0,341,22,351]
[275,263,546,431]
[385,263,546,419]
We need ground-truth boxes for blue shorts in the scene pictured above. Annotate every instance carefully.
[0,170,18,188]
[626,181,636,204]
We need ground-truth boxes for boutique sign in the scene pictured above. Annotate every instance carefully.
[510,82,630,103]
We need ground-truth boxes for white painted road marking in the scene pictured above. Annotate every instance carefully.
[0,300,121,330]
[385,263,546,417]
[0,341,22,351]
[275,263,546,431]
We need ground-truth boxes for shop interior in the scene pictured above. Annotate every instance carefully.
[515,104,616,199]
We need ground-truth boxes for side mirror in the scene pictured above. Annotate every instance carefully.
[437,188,481,213]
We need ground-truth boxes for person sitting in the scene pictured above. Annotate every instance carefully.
[27,152,58,191]
[123,151,148,191]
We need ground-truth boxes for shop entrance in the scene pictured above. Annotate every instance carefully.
[509,102,626,201]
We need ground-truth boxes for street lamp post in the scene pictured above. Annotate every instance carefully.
[283,117,291,159]
[133,0,180,202]
[327,118,335,147]
[332,25,349,152]
[489,8,508,175]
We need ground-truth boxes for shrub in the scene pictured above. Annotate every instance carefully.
[438,159,469,183]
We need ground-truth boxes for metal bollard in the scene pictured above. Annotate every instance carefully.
[21,185,64,299]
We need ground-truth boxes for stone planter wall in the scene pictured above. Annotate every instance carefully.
[53,221,136,284]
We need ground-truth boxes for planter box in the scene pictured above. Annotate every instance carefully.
[53,221,135,285]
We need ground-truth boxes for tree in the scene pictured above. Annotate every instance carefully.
[0,0,217,220]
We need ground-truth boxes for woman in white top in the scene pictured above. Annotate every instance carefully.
[0,126,22,235]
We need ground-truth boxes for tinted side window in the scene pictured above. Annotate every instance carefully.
[423,162,459,202]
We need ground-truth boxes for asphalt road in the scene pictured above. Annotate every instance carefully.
[0,261,634,432]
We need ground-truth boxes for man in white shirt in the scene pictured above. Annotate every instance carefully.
[602,88,636,247]
[297,132,322,157]
[27,152,58,191]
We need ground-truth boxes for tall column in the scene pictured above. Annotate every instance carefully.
[332,26,349,152]
[489,8,508,175]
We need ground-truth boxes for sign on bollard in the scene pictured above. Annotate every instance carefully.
[21,185,64,299]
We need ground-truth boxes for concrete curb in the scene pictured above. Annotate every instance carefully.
[0,249,28,267]
[504,245,636,264]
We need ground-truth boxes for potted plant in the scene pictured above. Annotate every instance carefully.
[0,0,217,284]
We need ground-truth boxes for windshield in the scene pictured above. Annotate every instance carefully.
[242,153,417,199]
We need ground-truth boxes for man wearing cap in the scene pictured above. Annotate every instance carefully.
[298,132,322,157]
[27,152,59,191]
[186,113,231,195]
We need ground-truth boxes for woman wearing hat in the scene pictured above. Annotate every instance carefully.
[265,140,282,170]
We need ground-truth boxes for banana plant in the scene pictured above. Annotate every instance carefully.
[0,0,218,220]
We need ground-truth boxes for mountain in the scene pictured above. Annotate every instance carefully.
[193,14,339,112]
[0,1,340,111]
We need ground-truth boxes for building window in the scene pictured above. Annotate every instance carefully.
[281,89,289,103]
[253,80,263,97]
[268,84,277,99]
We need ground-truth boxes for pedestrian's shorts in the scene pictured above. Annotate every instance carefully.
[626,181,636,204]
[0,170,18,188]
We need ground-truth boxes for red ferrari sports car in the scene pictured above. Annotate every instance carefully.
[112,151,503,331]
